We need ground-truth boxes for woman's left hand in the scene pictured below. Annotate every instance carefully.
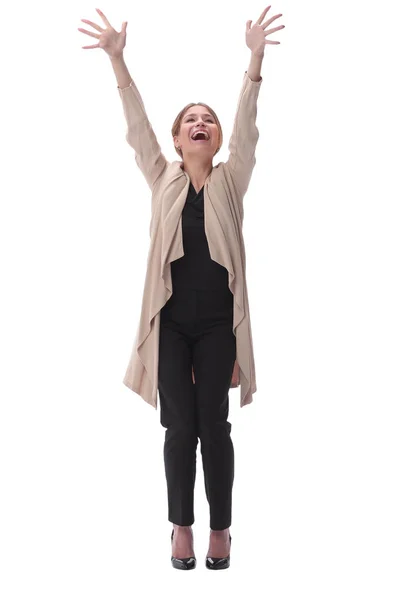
[246,5,285,56]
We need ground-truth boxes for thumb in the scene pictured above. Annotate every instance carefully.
[122,21,128,31]
[246,20,252,30]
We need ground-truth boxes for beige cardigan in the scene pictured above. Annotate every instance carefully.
[117,70,263,409]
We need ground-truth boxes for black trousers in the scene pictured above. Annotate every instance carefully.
[158,285,236,531]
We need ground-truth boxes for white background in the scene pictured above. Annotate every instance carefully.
[1,0,399,597]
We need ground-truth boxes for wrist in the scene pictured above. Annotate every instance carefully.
[109,53,124,61]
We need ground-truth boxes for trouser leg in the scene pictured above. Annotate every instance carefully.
[192,290,236,531]
[158,310,198,526]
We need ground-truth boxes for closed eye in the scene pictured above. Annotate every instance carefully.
[186,118,213,122]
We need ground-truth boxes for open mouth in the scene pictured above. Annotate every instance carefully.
[191,131,210,141]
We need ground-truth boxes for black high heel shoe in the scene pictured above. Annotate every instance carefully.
[171,529,197,570]
[205,534,232,570]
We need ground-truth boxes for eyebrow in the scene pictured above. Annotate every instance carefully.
[184,113,214,119]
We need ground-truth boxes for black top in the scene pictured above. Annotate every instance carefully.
[171,182,230,290]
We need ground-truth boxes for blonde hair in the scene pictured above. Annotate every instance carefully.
[171,102,223,159]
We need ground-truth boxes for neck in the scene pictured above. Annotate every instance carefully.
[180,154,213,188]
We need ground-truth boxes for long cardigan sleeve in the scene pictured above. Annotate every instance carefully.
[117,79,168,192]
[224,71,263,200]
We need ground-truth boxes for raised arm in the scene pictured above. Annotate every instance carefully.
[225,68,263,199]
[225,6,285,198]
[78,8,167,192]
[112,55,167,192]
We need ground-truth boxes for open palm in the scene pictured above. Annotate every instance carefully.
[78,8,127,58]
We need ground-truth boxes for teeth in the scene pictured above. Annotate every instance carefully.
[192,130,209,140]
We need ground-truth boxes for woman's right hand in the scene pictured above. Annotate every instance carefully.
[78,8,127,59]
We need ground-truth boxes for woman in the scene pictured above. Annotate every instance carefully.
[78,5,285,570]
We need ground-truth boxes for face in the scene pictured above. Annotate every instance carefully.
[174,105,220,157]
